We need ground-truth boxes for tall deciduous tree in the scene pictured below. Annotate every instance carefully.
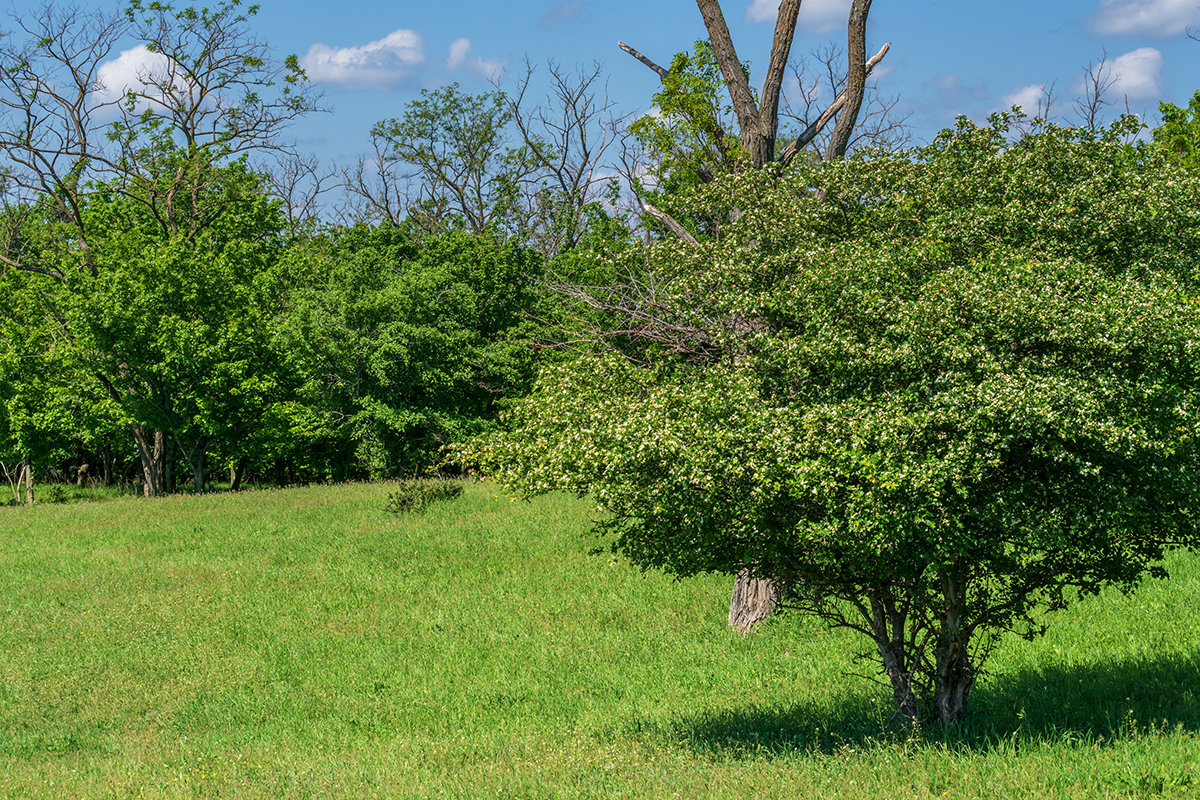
[620,0,889,629]
[0,0,318,495]
[272,226,546,480]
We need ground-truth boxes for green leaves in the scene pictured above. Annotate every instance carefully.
[1154,91,1200,172]
[274,227,546,479]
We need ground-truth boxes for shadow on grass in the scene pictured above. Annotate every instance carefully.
[637,650,1200,758]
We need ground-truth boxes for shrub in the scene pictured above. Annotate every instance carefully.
[384,479,464,514]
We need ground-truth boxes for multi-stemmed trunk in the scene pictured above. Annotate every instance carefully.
[866,574,977,727]
[131,424,173,497]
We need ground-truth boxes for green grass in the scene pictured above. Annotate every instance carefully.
[1,482,1198,798]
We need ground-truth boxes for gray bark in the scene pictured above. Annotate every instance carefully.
[728,568,779,633]
[131,425,171,497]
[933,575,975,726]
[825,0,875,161]
[22,462,34,505]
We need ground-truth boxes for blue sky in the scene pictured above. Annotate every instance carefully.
[7,0,1200,168]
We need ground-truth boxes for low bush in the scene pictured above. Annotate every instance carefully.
[383,478,464,514]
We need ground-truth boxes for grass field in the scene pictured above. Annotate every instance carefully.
[1,482,1198,798]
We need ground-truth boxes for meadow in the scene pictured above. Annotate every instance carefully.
[1,482,1198,798]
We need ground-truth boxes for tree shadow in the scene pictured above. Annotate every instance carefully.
[643,650,1200,758]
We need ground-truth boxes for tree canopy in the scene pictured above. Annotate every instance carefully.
[464,115,1200,725]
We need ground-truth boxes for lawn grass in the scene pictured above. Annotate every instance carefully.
[1,481,1198,798]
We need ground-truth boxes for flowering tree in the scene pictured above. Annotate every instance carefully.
[465,116,1200,726]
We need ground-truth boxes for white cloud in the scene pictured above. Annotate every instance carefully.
[1002,83,1050,113]
[447,37,471,69]
[748,0,853,34]
[747,0,780,22]
[301,29,425,90]
[94,44,177,105]
[1088,0,1200,37]
[444,38,506,82]
[541,0,587,26]
[1106,47,1163,98]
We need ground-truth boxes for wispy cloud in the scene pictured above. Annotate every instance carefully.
[1001,83,1051,114]
[541,0,587,26]
[747,0,852,34]
[444,38,506,82]
[447,38,472,69]
[926,73,990,105]
[1105,47,1163,98]
[1088,0,1200,37]
[301,29,425,90]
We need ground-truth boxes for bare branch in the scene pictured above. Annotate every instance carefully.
[695,0,762,162]
[618,41,669,80]
[780,41,891,167]
[1074,53,1116,132]
[825,0,876,161]
[643,203,700,245]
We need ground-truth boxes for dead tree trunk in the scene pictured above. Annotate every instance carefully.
[622,0,887,632]
[727,568,779,633]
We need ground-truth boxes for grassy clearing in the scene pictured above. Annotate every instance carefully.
[1,482,1198,798]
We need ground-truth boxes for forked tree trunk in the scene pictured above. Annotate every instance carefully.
[728,568,779,633]
[131,424,172,497]
[865,593,922,725]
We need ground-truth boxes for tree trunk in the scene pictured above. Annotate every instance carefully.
[131,424,171,497]
[728,568,779,633]
[229,456,248,491]
[101,446,114,487]
[877,639,920,725]
[22,462,34,505]
[189,437,208,494]
[824,0,875,161]
[933,574,975,726]
[862,593,922,725]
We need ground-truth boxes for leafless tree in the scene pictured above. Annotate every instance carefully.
[1074,54,1119,132]
[265,153,336,236]
[502,60,630,257]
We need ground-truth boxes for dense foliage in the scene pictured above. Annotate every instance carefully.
[272,227,547,480]
[465,116,1200,724]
